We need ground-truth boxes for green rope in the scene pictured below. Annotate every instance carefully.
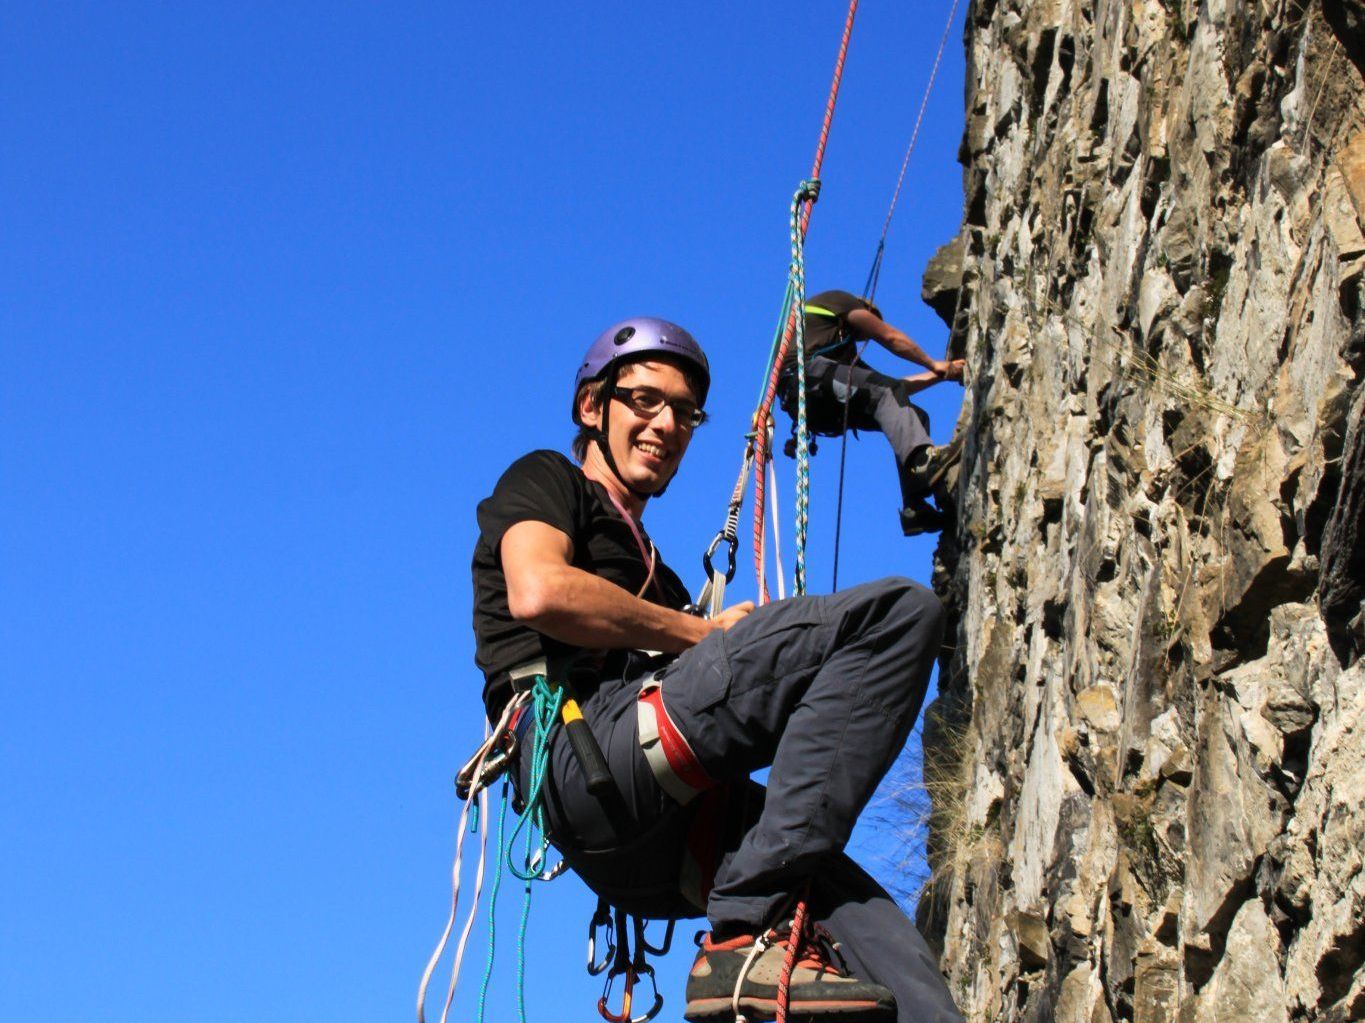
[475,783,510,1023]
[514,873,533,1022]
[751,181,820,597]
[786,179,819,596]
[511,679,563,1022]
[506,678,564,881]
[474,680,567,1023]
[752,278,799,413]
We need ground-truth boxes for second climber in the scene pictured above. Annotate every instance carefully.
[778,289,965,535]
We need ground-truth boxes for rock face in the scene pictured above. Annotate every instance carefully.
[920,2,1365,1020]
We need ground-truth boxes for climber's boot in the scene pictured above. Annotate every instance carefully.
[903,433,964,497]
[684,926,896,1022]
[898,496,948,537]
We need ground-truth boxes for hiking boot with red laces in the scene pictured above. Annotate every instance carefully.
[684,927,896,1022]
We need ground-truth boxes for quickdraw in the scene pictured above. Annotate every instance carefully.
[591,901,672,1023]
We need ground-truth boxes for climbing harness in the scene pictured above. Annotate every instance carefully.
[421,652,713,1023]
[638,674,713,805]
[421,475,695,1023]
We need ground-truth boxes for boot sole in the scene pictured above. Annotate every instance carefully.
[685,995,896,1022]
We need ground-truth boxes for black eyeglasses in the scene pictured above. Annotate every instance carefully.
[610,386,708,429]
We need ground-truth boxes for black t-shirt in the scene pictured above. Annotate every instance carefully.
[781,290,883,371]
[471,449,691,718]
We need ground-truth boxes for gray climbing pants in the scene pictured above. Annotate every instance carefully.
[806,356,934,507]
[524,576,963,1023]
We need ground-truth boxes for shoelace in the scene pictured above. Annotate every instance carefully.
[726,920,848,1022]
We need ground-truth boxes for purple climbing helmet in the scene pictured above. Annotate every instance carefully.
[571,317,711,423]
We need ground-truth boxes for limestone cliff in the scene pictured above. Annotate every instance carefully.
[919,1,1365,1019]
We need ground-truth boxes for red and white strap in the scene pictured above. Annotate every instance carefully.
[636,675,712,805]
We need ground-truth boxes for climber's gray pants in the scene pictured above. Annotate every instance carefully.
[527,577,961,1023]
[810,356,934,506]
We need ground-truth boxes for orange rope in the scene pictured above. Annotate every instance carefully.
[751,0,860,604]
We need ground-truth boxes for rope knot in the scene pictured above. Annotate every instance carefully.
[798,178,822,202]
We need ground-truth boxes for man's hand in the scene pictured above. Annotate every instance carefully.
[899,370,942,396]
[709,601,755,633]
[846,309,966,382]
[931,358,966,382]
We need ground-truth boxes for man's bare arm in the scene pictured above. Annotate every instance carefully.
[845,307,964,380]
[899,369,947,396]
[501,519,751,652]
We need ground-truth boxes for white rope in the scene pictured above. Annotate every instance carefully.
[416,745,483,1023]
[768,453,786,602]
[417,694,525,1023]
[730,932,775,1023]
[438,777,491,1023]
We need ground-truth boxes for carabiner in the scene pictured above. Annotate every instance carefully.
[636,917,675,957]
[629,965,664,1023]
[587,902,615,976]
[596,966,636,1023]
[702,531,738,584]
[598,965,663,1023]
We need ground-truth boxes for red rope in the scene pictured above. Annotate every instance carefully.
[774,892,812,1023]
[751,0,860,604]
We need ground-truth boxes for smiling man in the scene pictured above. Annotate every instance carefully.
[471,317,963,1023]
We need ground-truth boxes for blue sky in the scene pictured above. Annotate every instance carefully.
[2,3,966,1019]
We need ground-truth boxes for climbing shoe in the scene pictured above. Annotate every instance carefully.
[899,496,948,537]
[684,927,896,1022]
[903,433,964,498]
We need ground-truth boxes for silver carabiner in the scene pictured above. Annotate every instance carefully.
[628,965,664,1023]
[587,905,615,976]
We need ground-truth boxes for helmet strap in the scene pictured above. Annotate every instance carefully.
[591,400,672,501]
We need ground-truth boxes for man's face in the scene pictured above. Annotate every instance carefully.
[579,359,700,496]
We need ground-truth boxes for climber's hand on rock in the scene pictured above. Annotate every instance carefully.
[933,358,966,382]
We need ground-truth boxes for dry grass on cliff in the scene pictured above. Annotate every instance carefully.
[874,715,989,904]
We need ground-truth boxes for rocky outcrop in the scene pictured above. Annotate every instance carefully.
[921,1,1365,1020]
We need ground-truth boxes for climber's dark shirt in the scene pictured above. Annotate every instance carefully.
[780,290,884,372]
[471,449,689,718]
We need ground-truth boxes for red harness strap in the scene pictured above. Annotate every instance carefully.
[681,786,727,911]
[636,679,713,802]
[636,677,725,912]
